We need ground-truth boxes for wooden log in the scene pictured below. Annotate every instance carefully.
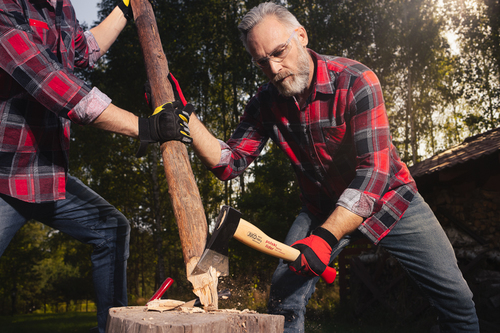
[130,0,207,273]
[106,307,285,333]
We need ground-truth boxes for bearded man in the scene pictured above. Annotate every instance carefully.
[166,2,479,332]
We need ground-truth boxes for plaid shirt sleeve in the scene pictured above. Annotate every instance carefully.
[0,0,104,125]
[83,30,101,68]
[335,68,393,218]
[210,95,270,180]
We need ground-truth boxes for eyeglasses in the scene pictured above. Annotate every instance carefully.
[252,28,299,68]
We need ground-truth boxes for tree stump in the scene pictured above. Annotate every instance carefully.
[106,307,284,333]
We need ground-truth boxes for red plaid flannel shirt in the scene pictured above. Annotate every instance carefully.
[211,50,417,244]
[0,0,109,202]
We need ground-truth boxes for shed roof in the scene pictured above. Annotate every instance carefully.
[409,127,500,178]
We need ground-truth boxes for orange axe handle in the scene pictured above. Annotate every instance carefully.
[233,219,337,284]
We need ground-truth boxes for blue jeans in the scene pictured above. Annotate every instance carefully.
[0,175,130,333]
[268,193,479,332]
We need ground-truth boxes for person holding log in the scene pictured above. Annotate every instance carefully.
[160,2,479,332]
[0,1,191,332]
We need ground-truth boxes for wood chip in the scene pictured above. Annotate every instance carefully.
[146,299,186,312]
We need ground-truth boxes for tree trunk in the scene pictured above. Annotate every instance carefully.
[407,66,417,165]
[150,151,166,287]
[131,0,208,273]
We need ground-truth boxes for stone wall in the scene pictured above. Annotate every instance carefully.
[341,152,500,331]
[416,154,500,331]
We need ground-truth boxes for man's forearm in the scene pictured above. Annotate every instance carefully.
[189,113,222,168]
[91,103,139,138]
[320,206,364,240]
[90,6,128,56]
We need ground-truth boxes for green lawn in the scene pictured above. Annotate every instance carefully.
[304,310,435,333]
[305,318,431,333]
[0,311,431,333]
[0,312,98,333]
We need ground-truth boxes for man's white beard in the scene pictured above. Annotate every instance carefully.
[273,44,310,97]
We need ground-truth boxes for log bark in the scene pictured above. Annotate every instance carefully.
[131,0,207,273]
[106,307,285,333]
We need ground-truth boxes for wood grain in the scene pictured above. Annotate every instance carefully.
[106,307,285,333]
[131,0,207,274]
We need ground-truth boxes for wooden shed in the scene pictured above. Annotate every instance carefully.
[409,127,500,331]
[338,128,500,331]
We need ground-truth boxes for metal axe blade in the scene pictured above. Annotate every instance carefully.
[191,206,242,276]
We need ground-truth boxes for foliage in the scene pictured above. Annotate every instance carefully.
[451,0,500,133]
[0,312,97,333]
[0,222,46,315]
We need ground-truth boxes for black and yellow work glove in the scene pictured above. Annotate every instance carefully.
[136,101,194,157]
[118,0,133,20]
[118,0,156,20]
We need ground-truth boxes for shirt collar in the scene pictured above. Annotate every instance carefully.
[48,0,57,8]
[309,49,336,96]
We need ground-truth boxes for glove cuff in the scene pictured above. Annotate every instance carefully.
[313,227,338,248]
[117,2,132,21]
[136,117,151,157]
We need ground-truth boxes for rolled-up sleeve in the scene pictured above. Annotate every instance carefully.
[0,2,108,125]
[336,70,392,218]
[69,86,111,124]
[209,99,269,180]
[83,30,101,68]
[68,30,108,124]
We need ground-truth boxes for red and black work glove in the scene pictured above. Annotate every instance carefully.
[136,101,193,157]
[144,73,187,110]
[288,227,338,284]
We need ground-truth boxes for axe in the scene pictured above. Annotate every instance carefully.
[191,205,336,284]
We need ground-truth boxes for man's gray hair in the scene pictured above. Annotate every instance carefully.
[238,2,302,50]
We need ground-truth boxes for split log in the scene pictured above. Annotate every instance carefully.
[131,0,216,305]
[105,307,284,333]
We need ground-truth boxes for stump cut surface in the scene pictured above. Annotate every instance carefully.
[106,306,284,333]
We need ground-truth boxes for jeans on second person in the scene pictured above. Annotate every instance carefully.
[0,175,130,333]
[267,193,479,333]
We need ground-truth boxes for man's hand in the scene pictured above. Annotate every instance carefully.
[288,227,338,284]
[136,101,193,157]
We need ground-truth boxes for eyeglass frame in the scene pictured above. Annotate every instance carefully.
[252,28,299,68]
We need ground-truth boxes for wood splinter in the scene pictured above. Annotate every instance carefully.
[187,259,219,310]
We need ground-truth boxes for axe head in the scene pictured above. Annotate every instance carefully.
[191,206,241,276]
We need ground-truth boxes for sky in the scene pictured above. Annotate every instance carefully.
[72,0,101,26]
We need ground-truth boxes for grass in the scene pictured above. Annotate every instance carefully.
[304,307,437,333]
[305,318,431,333]
[0,312,98,333]
[0,310,434,333]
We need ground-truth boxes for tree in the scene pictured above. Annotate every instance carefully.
[456,0,500,133]
[0,222,46,314]
[4,0,499,315]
